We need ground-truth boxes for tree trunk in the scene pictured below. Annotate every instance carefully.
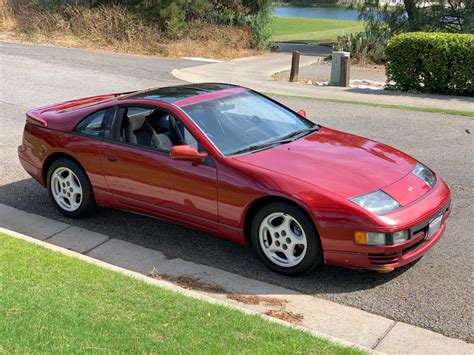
[403,0,417,21]
[403,0,419,30]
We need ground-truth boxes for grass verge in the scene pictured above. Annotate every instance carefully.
[272,17,364,42]
[0,232,361,353]
[266,93,474,118]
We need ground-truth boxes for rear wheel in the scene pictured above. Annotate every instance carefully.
[251,202,323,276]
[47,158,96,218]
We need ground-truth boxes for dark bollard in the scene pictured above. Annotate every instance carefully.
[340,56,350,87]
[289,51,300,82]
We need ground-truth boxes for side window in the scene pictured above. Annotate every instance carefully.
[176,121,212,165]
[183,127,199,150]
[175,120,199,150]
[117,106,205,154]
[117,107,169,151]
[75,110,107,137]
[117,107,154,145]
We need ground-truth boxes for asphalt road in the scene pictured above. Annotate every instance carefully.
[1,41,473,341]
[273,42,332,57]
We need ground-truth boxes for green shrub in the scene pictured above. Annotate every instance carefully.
[385,32,474,96]
[203,0,273,49]
[333,24,391,64]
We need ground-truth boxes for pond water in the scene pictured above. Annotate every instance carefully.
[273,5,361,21]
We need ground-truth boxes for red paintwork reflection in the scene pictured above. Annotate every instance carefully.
[18,86,451,271]
[382,173,430,206]
[101,141,218,226]
[235,127,417,199]
[170,145,207,162]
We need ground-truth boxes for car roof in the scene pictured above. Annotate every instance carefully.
[124,83,243,105]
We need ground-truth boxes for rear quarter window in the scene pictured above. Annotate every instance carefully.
[75,110,107,137]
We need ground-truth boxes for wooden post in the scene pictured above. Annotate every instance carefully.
[289,51,300,82]
[340,56,350,87]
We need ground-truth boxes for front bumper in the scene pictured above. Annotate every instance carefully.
[324,201,451,271]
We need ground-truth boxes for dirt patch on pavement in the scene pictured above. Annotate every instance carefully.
[148,270,297,323]
[227,293,288,308]
[264,310,304,325]
[173,276,227,294]
[147,269,227,294]
[148,270,289,308]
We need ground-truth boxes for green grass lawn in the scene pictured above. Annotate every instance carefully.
[0,233,362,354]
[265,92,474,118]
[272,16,364,42]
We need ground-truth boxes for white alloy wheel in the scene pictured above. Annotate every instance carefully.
[50,166,83,212]
[258,212,308,268]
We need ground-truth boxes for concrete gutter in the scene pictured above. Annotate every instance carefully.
[1,204,473,354]
[172,53,474,112]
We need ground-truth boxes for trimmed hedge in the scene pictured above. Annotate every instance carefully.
[385,32,474,96]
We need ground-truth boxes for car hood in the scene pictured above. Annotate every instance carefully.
[234,127,421,202]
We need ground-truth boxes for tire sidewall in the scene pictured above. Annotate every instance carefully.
[251,202,323,276]
[47,158,95,218]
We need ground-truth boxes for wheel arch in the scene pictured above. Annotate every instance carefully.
[243,195,320,244]
[43,151,85,185]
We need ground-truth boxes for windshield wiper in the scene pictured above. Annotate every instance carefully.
[277,125,319,141]
[229,126,319,156]
[230,141,282,156]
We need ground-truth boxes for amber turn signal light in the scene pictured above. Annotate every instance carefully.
[354,231,368,245]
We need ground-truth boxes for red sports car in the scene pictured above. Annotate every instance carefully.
[18,83,451,275]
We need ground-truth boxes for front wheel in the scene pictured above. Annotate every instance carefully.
[47,158,96,218]
[251,202,323,276]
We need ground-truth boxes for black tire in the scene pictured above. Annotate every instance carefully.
[47,158,96,218]
[250,202,323,276]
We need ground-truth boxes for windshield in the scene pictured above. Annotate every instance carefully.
[181,91,316,156]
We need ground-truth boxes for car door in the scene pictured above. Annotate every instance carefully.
[101,104,218,230]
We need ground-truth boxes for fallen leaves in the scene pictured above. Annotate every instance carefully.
[147,268,303,325]
[264,310,304,325]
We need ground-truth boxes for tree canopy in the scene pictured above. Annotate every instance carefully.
[360,0,473,34]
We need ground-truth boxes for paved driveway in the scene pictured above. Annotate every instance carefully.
[1,41,473,341]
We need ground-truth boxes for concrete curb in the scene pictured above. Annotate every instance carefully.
[0,226,372,353]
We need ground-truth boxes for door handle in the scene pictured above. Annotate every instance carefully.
[105,155,117,162]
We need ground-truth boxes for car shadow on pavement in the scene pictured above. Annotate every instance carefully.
[1,178,414,296]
